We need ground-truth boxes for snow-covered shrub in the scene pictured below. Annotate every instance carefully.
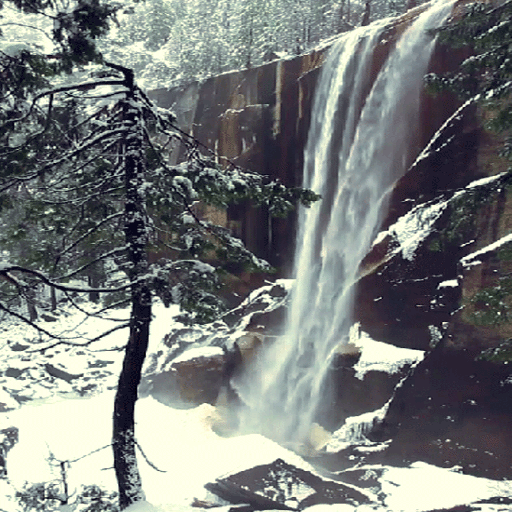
[16,484,119,512]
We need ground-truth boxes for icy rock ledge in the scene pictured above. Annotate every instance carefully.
[205,458,373,510]
[141,280,293,408]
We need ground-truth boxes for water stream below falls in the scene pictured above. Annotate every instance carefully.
[233,0,455,450]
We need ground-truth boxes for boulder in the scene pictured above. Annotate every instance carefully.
[205,458,371,510]
[221,280,291,333]
[369,342,512,479]
[9,342,29,351]
[45,363,84,383]
[4,367,27,378]
[144,346,238,408]
[142,280,291,407]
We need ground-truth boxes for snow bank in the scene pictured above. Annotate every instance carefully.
[3,376,512,512]
[348,324,424,380]
[171,346,224,364]
[2,392,313,510]
[381,462,512,511]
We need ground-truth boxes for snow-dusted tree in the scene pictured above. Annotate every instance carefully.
[425,0,512,157]
[103,0,377,88]
[0,0,319,508]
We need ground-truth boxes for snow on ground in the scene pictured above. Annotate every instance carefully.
[380,462,512,511]
[1,298,512,512]
[0,300,178,405]
[5,389,512,512]
[2,392,312,510]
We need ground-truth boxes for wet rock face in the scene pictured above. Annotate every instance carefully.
[317,352,410,432]
[349,94,512,477]
[371,345,512,479]
[150,14,512,480]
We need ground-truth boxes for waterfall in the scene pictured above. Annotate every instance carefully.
[232,0,454,449]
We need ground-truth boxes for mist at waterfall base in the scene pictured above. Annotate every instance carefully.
[231,0,456,448]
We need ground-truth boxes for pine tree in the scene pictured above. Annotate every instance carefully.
[0,0,319,507]
[425,0,512,156]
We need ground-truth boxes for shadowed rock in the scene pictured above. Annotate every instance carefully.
[205,458,371,510]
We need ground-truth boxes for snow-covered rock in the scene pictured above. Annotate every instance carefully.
[141,280,292,408]
[205,458,373,510]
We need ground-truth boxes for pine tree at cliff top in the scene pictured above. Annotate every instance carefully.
[0,1,319,507]
[426,0,512,156]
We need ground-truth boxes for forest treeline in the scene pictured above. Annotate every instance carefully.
[104,0,414,88]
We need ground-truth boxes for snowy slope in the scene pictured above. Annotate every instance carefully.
[0,299,511,512]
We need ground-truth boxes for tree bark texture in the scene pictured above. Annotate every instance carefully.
[112,69,151,510]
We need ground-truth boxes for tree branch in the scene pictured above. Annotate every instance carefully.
[0,263,132,294]
[135,441,166,473]
[27,321,130,353]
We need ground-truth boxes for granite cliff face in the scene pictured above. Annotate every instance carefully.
[149,2,512,481]
[150,47,325,272]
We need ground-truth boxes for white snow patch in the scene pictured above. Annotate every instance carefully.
[380,461,512,511]
[3,393,314,510]
[387,200,449,261]
[172,346,224,364]
[466,172,506,189]
[349,324,424,380]
[0,388,19,410]
[437,279,458,289]
[460,233,512,268]
[124,501,160,512]
[372,230,389,246]
[303,506,354,512]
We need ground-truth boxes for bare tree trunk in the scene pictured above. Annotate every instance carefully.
[113,284,151,509]
[26,285,38,321]
[111,65,150,510]
[361,1,371,26]
[50,286,57,311]
[88,266,101,303]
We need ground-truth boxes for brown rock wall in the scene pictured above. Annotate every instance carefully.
[150,50,326,272]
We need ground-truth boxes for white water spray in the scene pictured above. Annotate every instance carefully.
[233,0,454,447]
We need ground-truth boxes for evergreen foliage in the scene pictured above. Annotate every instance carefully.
[17,483,119,512]
[425,0,512,154]
[104,0,416,88]
[0,0,319,507]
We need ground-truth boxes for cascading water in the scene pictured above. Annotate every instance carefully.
[233,0,455,448]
